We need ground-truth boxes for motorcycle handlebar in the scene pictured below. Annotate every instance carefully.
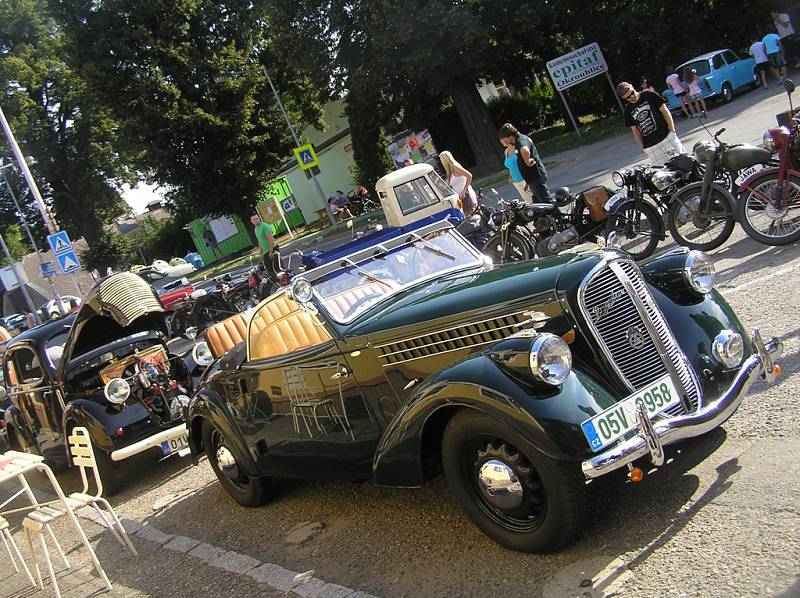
[714,127,726,139]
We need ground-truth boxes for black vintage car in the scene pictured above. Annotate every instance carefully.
[186,221,782,553]
[0,273,210,492]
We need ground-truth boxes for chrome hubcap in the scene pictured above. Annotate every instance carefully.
[216,445,240,480]
[477,459,524,510]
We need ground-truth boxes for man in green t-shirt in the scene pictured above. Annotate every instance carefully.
[250,212,277,274]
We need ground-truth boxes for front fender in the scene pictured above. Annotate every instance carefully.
[373,351,618,488]
[186,388,258,478]
[62,398,123,454]
[3,404,35,448]
[738,167,800,194]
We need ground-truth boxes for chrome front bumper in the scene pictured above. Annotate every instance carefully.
[582,329,782,479]
[111,423,188,462]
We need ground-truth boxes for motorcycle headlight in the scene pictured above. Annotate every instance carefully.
[529,334,572,385]
[192,341,214,366]
[650,169,683,191]
[612,171,626,188]
[684,250,716,294]
[712,330,744,368]
[761,130,776,154]
[104,378,131,405]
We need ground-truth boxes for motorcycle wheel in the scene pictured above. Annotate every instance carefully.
[605,201,662,261]
[482,231,532,263]
[169,312,186,337]
[667,182,736,251]
[737,171,800,246]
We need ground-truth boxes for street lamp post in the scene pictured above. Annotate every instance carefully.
[0,161,62,322]
[261,67,337,229]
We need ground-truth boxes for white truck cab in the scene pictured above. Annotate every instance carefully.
[375,164,461,228]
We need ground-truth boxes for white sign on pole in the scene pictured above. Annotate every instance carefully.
[0,263,27,291]
[546,42,608,91]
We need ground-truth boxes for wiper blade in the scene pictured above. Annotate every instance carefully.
[409,233,456,261]
[341,259,393,288]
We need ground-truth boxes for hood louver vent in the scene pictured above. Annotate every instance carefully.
[378,311,533,366]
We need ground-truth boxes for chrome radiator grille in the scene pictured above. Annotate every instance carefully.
[579,258,701,415]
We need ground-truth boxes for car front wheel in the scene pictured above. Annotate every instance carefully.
[202,420,272,507]
[441,410,585,553]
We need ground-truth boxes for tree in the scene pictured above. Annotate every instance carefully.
[79,229,136,272]
[0,165,48,249]
[0,0,135,245]
[330,0,558,173]
[53,0,332,223]
[0,223,30,265]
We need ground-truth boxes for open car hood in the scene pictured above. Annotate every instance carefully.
[58,273,166,377]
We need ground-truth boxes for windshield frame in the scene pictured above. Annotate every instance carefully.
[301,222,484,325]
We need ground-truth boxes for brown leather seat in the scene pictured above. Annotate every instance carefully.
[323,281,399,322]
[206,312,248,358]
[248,293,332,361]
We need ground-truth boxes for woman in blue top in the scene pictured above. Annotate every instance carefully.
[503,145,533,202]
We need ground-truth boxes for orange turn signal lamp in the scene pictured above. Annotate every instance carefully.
[628,465,644,483]
[561,329,576,344]
[773,364,782,378]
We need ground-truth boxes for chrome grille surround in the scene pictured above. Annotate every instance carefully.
[377,310,531,366]
[578,255,702,415]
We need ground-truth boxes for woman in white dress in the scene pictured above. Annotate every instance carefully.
[439,151,477,216]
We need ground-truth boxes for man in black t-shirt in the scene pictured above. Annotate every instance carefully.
[498,122,554,204]
[617,81,684,165]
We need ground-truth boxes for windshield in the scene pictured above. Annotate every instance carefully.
[314,229,482,323]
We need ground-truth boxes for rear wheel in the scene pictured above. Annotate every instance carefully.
[667,183,736,251]
[737,172,800,245]
[202,420,272,507]
[605,200,662,260]
[721,82,733,103]
[482,231,531,263]
[441,410,584,553]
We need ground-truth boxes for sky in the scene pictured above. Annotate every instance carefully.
[122,182,163,214]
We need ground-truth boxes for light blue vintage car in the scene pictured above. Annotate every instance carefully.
[663,49,757,111]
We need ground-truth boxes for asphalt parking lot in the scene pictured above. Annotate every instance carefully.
[3,85,800,598]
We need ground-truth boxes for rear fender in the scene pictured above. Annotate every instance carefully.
[186,389,258,477]
[373,351,617,488]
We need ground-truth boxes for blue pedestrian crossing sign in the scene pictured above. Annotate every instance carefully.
[40,261,57,278]
[293,144,319,171]
[47,230,81,274]
[56,251,81,274]
[47,230,73,255]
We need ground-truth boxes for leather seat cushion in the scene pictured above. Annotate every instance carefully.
[248,293,332,361]
[323,281,397,322]
[206,313,248,358]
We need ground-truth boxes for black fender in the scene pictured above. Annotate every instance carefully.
[3,403,36,449]
[186,388,259,478]
[372,348,618,488]
[606,196,666,239]
[62,397,127,455]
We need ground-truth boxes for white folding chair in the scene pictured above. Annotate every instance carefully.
[0,515,37,587]
[63,427,137,556]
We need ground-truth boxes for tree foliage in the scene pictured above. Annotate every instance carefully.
[130,216,194,264]
[79,229,135,272]
[53,0,332,223]
[0,223,30,265]
[0,0,135,244]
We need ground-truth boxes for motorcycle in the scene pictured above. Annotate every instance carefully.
[214,273,257,312]
[736,79,800,246]
[246,249,300,302]
[480,186,613,262]
[346,189,381,216]
[604,166,672,260]
[667,120,773,251]
[168,288,231,337]
[455,188,497,249]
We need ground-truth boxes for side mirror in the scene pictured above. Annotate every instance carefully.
[785,79,796,95]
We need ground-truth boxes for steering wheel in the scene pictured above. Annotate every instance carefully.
[341,292,384,320]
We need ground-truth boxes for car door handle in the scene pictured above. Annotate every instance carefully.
[330,367,351,380]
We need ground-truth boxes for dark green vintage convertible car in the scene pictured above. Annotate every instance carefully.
[186,221,782,553]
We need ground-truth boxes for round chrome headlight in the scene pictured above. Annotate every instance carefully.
[684,250,716,294]
[762,130,776,154]
[290,277,313,303]
[192,341,214,366]
[612,171,626,188]
[712,330,744,368]
[529,334,572,385]
[104,378,131,405]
